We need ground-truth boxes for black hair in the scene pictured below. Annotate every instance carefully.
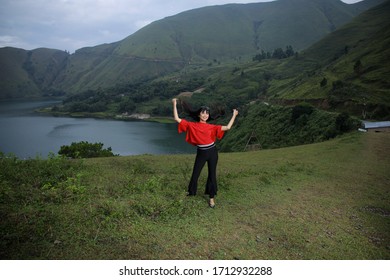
[180,100,225,122]
[199,105,210,114]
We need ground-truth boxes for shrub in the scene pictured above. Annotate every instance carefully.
[335,112,359,133]
[58,141,117,158]
[291,103,314,123]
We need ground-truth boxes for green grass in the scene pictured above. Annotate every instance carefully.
[1,132,389,259]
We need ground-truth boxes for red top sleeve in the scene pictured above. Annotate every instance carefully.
[178,119,225,146]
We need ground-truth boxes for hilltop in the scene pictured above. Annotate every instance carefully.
[1,132,389,259]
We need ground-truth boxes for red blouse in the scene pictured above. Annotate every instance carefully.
[178,119,225,146]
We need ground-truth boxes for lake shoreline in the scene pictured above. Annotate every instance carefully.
[0,100,192,159]
[35,106,175,124]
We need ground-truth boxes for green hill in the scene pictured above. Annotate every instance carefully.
[0,47,69,98]
[0,0,384,98]
[116,0,383,61]
[187,0,390,122]
[0,47,41,98]
[57,0,383,93]
[1,132,389,259]
[266,0,390,118]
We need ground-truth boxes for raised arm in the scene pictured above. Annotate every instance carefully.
[172,98,182,123]
[222,109,238,131]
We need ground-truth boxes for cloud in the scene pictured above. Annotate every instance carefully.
[0,35,21,48]
[0,35,38,50]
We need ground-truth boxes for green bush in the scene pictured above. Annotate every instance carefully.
[291,103,314,123]
[58,141,117,158]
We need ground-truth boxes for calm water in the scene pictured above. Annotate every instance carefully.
[0,100,194,158]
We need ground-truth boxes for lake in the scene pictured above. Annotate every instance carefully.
[0,100,194,158]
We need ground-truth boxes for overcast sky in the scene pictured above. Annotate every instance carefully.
[0,0,363,53]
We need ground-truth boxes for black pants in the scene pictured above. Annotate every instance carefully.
[188,146,218,198]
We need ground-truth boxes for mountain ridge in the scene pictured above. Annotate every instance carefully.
[0,0,386,98]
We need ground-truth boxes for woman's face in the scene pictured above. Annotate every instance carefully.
[199,110,209,122]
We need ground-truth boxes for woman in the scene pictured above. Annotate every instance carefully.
[172,98,238,208]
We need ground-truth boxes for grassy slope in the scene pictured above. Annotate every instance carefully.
[117,0,365,60]
[0,47,40,98]
[1,132,389,259]
[26,48,69,90]
[272,0,390,102]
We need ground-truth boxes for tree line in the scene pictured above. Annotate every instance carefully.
[253,45,297,62]
[54,77,206,115]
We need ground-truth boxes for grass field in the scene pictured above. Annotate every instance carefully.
[1,132,389,260]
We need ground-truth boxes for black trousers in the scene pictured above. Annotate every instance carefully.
[188,146,218,198]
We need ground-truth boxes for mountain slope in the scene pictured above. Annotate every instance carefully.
[116,0,373,61]
[0,48,37,98]
[177,0,390,123]
[0,0,384,98]
[0,47,69,98]
[59,0,370,93]
[265,0,390,116]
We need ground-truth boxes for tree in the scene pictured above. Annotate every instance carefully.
[118,98,136,113]
[253,50,268,62]
[335,112,354,133]
[272,48,286,59]
[291,103,314,123]
[354,59,363,76]
[58,141,116,158]
[285,45,295,57]
[320,77,328,87]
